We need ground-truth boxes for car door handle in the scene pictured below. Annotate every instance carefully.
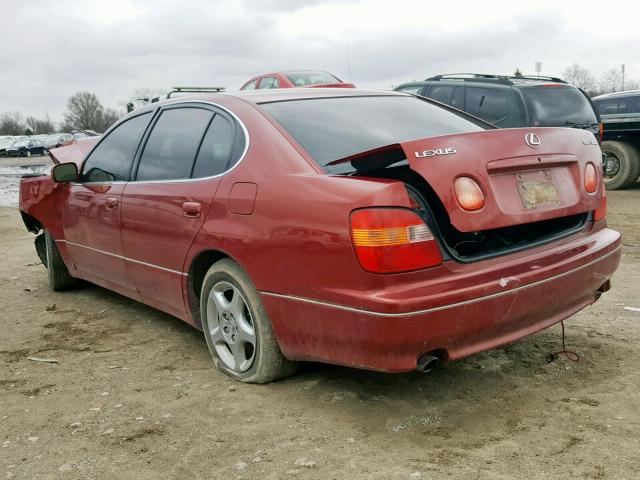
[182,201,201,217]
[105,197,118,209]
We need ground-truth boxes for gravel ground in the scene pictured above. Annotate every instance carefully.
[0,184,639,479]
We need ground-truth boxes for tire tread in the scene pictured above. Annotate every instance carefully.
[44,230,78,291]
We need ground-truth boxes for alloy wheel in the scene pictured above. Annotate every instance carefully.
[206,281,256,372]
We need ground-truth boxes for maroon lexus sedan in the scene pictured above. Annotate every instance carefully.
[20,89,619,382]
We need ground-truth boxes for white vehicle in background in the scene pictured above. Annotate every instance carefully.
[44,133,73,150]
[0,136,16,157]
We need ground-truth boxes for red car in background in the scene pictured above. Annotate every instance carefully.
[19,89,619,383]
[240,70,355,90]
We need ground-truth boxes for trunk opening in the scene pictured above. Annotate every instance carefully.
[346,149,589,262]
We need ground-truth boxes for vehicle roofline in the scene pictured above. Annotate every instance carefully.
[593,90,640,100]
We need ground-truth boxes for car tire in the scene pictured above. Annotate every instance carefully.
[200,258,297,383]
[44,230,78,291]
[601,141,640,190]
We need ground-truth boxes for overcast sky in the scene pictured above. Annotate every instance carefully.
[1,0,638,123]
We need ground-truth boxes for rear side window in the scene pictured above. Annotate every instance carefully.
[136,108,212,181]
[595,98,629,115]
[82,112,151,182]
[261,96,485,171]
[465,87,515,125]
[630,97,640,113]
[522,86,598,126]
[192,114,239,178]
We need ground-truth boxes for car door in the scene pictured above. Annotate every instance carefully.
[120,104,243,319]
[63,111,153,299]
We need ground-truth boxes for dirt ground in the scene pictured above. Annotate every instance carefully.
[1,184,639,479]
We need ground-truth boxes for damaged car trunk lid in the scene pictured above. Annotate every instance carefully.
[400,127,603,233]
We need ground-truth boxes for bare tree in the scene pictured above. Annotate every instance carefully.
[26,114,55,135]
[101,108,121,131]
[600,68,623,93]
[562,63,596,91]
[62,92,106,131]
[0,112,25,135]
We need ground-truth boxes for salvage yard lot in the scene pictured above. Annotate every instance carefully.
[1,186,639,479]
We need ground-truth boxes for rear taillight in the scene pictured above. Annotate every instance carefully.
[585,163,598,193]
[350,208,442,273]
[594,189,606,222]
[454,177,485,211]
[599,122,604,143]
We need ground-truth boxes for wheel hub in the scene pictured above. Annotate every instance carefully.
[604,154,620,178]
[206,280,257,373]
[221,312,238,344]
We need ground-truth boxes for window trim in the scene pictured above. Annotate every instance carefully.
[131,101,249,184]
[75,101,250,185]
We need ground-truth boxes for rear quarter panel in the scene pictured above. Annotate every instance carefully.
[19,175,67,239]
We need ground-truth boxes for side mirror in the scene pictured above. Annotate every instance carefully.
[52,162,79,183]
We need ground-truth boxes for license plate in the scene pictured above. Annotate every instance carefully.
[517,175,559,209]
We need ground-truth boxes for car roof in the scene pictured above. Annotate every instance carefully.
[149,88,404,107]
[592,90,640,100]
[397,73,569,89]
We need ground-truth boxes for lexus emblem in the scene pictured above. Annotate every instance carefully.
[525,133,541,149]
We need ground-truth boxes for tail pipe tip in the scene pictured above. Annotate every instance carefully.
[416,353,440,373]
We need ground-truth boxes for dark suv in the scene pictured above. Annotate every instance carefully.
[394,74,601,139]
[592,91,640,189]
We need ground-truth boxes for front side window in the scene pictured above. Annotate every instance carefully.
[427,85,464,109]
[396,85,422,95]
[630,97,640,114]
[242,80,257,90]
[136,108,213,181]
[428,85,455,104]
[81,112,151,182]
[259,77,279,89]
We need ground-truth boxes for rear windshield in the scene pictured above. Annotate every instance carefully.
[261,96,486,170]
[521,86,598,127]
[285,71,340,86]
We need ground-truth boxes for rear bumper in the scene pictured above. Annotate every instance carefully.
[261,227,621,372]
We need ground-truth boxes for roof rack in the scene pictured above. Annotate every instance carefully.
[426,73,566,84]
[127,87,227,112]
[164,86,226,99]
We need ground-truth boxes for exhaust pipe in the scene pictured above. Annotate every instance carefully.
[416,353,440,373]
[594,279,611,302]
